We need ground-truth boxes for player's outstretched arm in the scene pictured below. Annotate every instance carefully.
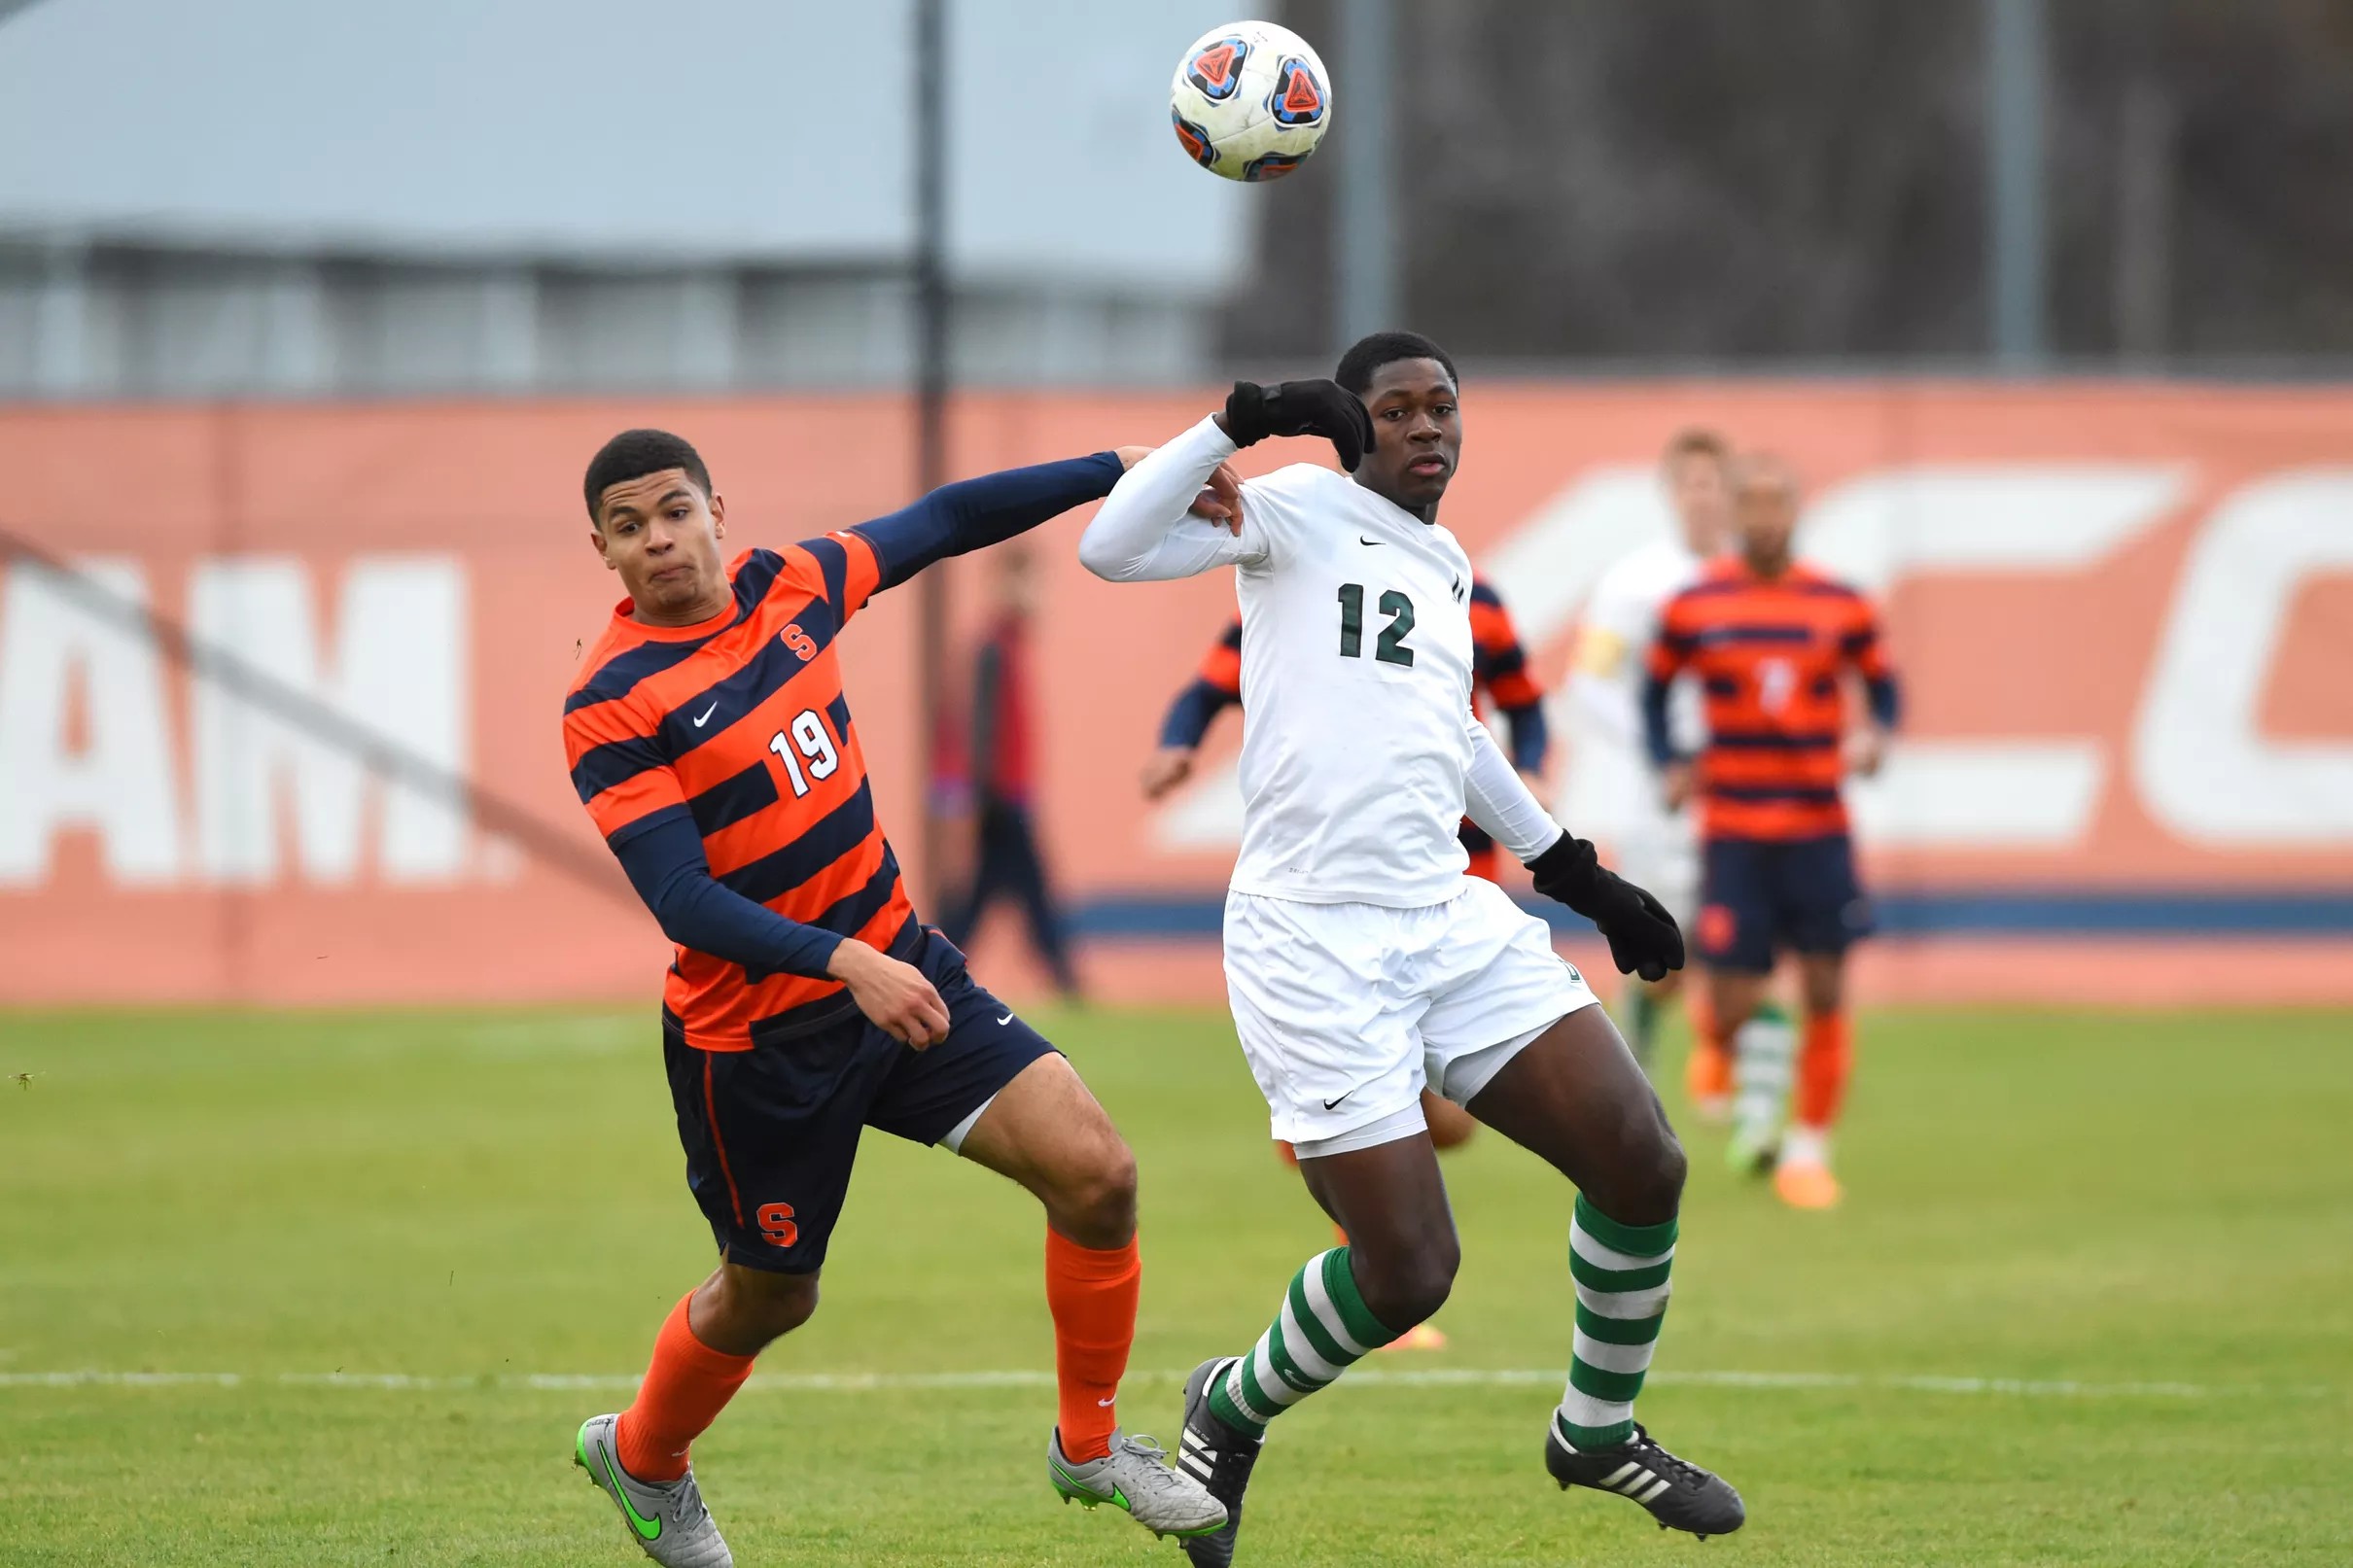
[851,453,1127,592]
[1079,416,1265,581]
[612,815,949,1046]
[1144,677,1238,798]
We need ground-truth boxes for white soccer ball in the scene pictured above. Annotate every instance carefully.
[1169,19,1332,183]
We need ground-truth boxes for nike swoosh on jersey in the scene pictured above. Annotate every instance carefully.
[1358,536,1387,546]
[997,1013,1014,1026]
[691,701,720,727]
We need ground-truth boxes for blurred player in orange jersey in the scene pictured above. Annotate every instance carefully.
[1642,454,1898,1209]
[561,430,1235,1563]
[1142,577,1550,1347]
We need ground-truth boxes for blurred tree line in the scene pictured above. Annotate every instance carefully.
[1226,0,2353,367]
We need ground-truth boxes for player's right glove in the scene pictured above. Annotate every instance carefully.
[1525,834,1687,983]
[1220,379,1377,472]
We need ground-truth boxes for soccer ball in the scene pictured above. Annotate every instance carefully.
[1169,20,1332,183]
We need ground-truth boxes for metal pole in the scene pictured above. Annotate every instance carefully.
[1985,0,2047,370]
[1334,0,1396,351]
[913,0,953,912]
[2113,74,2174,366]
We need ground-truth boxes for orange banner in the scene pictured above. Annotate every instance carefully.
[2,384,2349,1008]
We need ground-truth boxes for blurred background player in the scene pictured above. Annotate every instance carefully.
[1643,454,1898,1208]
[1567,430,1798,1133]
[1568,431,1725,1067]
[1141,581,1552,1349]
[942,545,1081,1001]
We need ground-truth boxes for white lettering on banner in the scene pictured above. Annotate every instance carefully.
[2135,470,2353,845]
[1796,467,2190,595]
[1149,465,2191,854]
[190,555,471,885]
[0,559,184,886]
[1804,466,2185,849]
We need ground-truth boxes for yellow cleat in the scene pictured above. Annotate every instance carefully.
[1378,1321,1450,1353]
[1773,1160,1843,1210]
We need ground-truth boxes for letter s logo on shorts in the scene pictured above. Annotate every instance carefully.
[757,1202,799,1247]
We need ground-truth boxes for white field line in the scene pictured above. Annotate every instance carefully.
[0,1367,2327,1400]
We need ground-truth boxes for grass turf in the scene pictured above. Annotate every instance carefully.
[2,1002,2349,1565]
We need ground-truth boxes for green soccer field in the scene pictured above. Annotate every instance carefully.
[4,1003,2350,1566]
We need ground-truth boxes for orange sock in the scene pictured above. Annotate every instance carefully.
[1044,1230,1140,1464]
[615,1291,757,1483]
[1686,1014,1733,1101]
[1684,984,1717,1045]
[1794,1011,1853,1130]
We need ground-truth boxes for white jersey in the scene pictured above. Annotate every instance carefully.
[1565,536,1707,831]
[1079,415,1562,909]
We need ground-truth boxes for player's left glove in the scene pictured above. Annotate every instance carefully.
[1220,380,1377,472]
[1525,834,1686,983]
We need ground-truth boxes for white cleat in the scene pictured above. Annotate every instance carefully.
[1049,1427,1229,1539]
[575,1413,735,1568]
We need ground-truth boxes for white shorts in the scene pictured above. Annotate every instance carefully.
[1223,877,1600,1152]
[1609,806,1701,933]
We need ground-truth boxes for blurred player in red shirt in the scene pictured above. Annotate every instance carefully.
[942,546,1080,999]
[1642,455,1898,1209]
[561,430,1232,1563]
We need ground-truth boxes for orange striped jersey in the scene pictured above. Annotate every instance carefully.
[563,537,908,1050]
[1467,578,1545,716]
[1645,558,1896,843]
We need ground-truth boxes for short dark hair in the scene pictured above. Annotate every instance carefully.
[583,429,713,522]
[1335,331,1458,397]
[1663,427,1731,469]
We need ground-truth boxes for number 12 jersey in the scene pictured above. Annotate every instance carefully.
[1088,416,1496,909]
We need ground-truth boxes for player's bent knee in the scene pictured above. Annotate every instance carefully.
[702,1264,821,1353]
[1047,1136,1139,1249]
[1355,1235,1458,1334]
[1589,1114,1686,1225]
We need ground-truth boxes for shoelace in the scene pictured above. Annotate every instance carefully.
[1116,1434,1190,1490]
[1624,1424,1707,1489]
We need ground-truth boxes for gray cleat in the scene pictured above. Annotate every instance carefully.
[1049,1426,1229,1539]
[575,1413,735,1568]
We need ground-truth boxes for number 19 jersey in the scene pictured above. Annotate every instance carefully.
[1228,457,1484,909]
[562,536,916,1050]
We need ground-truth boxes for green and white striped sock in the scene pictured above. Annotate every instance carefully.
[1556,1195,1677,1449]
[1732,1000,1796,1148]
[1207,1247,1396,1438]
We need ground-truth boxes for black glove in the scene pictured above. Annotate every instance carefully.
[1221,379,1377,472]
[1526,834,1686,983]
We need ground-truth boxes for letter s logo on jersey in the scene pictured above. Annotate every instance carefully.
[780,623,817,661]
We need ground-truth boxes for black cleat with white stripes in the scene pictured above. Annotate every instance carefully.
[1545,1418,1745,1539]
[1175,1357,1265,1568]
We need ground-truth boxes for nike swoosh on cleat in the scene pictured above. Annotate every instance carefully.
[596,1449,663,1541]
[692,702,719,727]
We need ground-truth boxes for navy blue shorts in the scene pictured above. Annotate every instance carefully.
[1697,835,1875,974]
[662,927,1056,1274]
